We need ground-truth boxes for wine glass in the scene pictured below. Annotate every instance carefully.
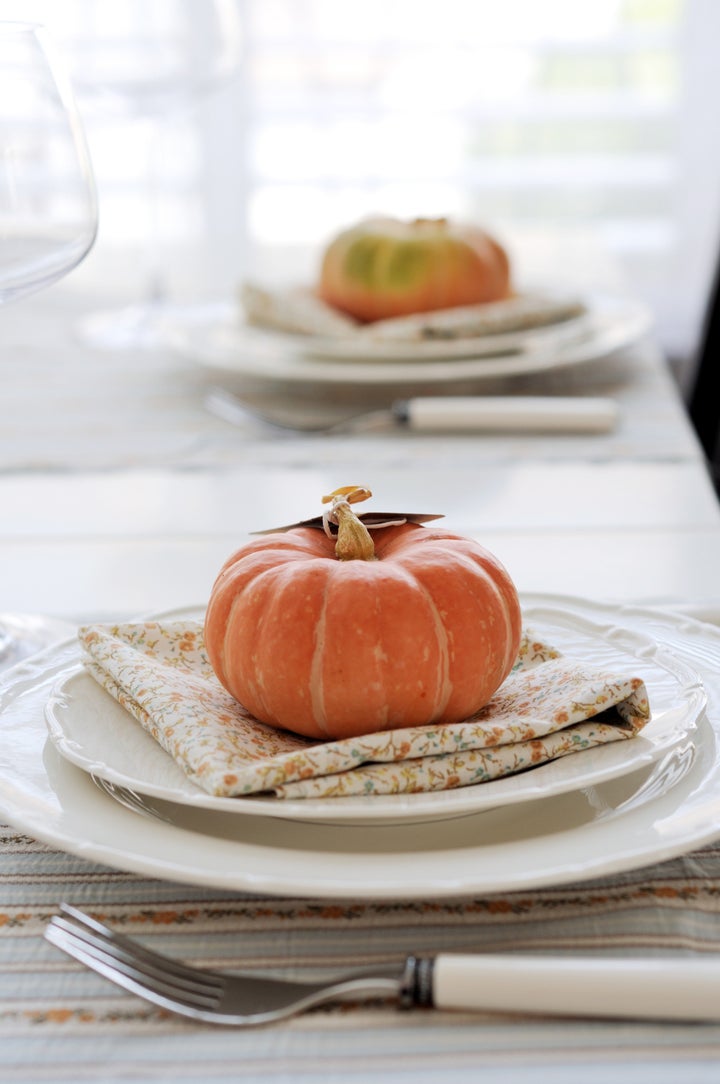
[41,0,244,350]
[0,21,98,666]
[0,22,97,305]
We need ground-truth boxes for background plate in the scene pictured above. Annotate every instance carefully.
[167,294,651,387]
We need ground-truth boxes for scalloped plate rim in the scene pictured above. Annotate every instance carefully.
[43,599,706,825]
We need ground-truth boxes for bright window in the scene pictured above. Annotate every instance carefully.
[1,0,717,366]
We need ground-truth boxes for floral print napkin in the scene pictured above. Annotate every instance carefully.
[78,621,650,800]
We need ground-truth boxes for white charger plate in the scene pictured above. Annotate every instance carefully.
[1,595,720,899]
[166,295,651,386]
[43,602,705,825]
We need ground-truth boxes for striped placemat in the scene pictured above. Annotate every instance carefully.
[2,824,720,1082]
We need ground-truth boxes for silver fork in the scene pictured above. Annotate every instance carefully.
[90,775,175,823]
[44,903,720,1025]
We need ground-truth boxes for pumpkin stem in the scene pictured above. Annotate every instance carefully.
[321,486,376,561]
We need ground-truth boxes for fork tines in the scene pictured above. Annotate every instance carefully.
[45,903,225,1012]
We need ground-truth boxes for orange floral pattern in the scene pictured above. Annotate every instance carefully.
[77,621,650,800]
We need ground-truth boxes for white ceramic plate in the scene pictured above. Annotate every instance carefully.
[43,602,705,824]
[166,295,651,386]
[2,595,720,900]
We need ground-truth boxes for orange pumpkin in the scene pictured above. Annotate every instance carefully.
[317,216,512,323]
[204,487,522,740]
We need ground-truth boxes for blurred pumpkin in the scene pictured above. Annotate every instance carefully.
[317,216,512,323]
[204,487,522,740]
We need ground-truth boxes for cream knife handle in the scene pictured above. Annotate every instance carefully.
[428,954,720,1021]
[401,396,618,434]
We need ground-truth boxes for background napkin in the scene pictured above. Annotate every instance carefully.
[78,621,650,800]
[240,282,587,342]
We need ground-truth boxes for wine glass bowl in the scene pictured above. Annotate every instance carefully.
[0,22,98,305]
[41,0,244,349]
[0,21,97,662]
[60,0,244,118]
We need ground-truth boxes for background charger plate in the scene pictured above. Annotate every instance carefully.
[1,595,719,899]
[43,601,705,825]
[165,294,651,386]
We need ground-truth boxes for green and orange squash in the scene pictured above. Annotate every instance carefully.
[317,216,512,323]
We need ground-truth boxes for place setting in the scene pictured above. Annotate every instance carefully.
[3,486,720,901]
[161,217,653,421]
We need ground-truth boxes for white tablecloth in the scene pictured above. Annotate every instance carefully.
[2,283,720,1083]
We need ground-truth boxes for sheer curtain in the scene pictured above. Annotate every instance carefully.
[2,0,718,373]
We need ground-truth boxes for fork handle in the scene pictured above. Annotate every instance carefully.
[407,954,720,1021]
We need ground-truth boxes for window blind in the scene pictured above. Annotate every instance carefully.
[1,0,717,365]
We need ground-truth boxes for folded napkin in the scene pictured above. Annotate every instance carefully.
[78,621,650,801]
[240,282,587,343]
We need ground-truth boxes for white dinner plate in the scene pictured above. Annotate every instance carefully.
[1,595,720,900]
[43,602,705,824]
[166,294,651,387]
